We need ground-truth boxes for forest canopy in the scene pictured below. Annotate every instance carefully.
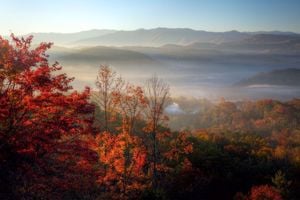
[0,35,299,200]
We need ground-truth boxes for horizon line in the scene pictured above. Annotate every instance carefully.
[3,27,300,36]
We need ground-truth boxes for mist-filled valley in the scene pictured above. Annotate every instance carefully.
[36,28,300,100]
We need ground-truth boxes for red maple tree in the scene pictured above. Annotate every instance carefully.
[0,35,96,199]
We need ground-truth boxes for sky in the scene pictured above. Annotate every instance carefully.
[0,0,300,35]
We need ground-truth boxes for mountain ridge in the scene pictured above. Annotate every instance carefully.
[6,28,300,47]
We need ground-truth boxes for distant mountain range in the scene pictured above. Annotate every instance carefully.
[23,29,116,45]
[235,68,300,87]
[10,28,300,50]
[8,28,298,100]
[73,28,251,46]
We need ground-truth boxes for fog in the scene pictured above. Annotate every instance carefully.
[58,63,300,101]
[48,43,300,101]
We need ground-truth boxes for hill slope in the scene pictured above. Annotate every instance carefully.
[57,46,158,65]
[235,68,300,87]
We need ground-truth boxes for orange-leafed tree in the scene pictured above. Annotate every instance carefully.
[0,35,96,199]
[93,83,148,199]
[143,75,193,194]
[116,84,147,134]
[163,131,193,168]
[93,130,147,199]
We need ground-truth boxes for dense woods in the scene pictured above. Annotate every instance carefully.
[1,35,300,199]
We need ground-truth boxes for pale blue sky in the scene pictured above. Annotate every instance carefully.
[1,0,300,35]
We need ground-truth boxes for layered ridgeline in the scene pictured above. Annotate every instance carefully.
[13,28,300,100]
[13,28,300,50]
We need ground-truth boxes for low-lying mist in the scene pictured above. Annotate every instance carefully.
[49,47,300,101]
[43,29,300,101]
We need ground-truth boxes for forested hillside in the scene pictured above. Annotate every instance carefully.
[1,35,300,200]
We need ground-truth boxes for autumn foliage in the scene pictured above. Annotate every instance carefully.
[234,185,283,200]
[0,34,99,199]
[248,185,282,200]
[0,36,193,199]
[1,34,300,200]
[92,66,192,199]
